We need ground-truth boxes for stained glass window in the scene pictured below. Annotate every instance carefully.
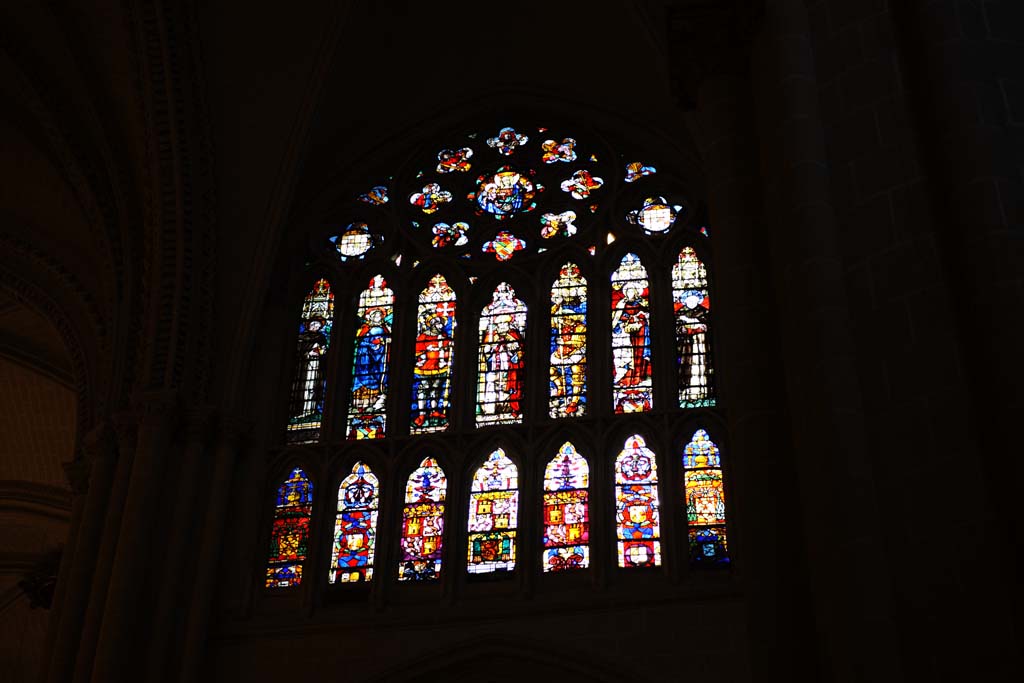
[346,275,394,439]
[476,283,527,426]
[399,457,447,581]
[683,429,730,567]
[673,247,715,408]
[287,279,334,444]
[266,467,313,588]
[611,254,653,413]
[329,462,379,584]
[615,435,661,568]
[549,263,587,418]
[467,448,518,573]
[542,442,589,572]
[411,275,457,433]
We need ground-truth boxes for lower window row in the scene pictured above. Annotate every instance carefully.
[265,429,730,588]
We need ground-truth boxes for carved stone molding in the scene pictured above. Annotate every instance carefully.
[0,480,72,519]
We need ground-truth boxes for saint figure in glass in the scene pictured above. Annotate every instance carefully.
[411,275,457,433]
[346,275,394,439]
[549,263,588,418]
[476,283,527,426]
[287,279,334,443]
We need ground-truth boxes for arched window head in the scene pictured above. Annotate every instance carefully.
[683,429,729,568]
[467,448,518,574]
[399,457,448,581]
[549,263,588,418]
[611,254,653,414]
[346,275,394,439]
[614,435,662,568]
[265,467,313,588]
[329,462,379,584]
[411,275,457,433]
[476,284,527,426]
[673,248,714,408]
[287,279,334,444]
[542,442,590,572]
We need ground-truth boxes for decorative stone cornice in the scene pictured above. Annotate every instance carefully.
[0,480,72,518]
[665,0,764,109]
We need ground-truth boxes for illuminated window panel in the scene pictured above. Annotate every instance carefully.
[345,275,394,439]
[673,247,715,408]
[549,263,588,418]
[265,468,314,588]
[611,254,653,414]
[398,457,448,581]
[542,442,590,572]
[467,448,518,574]
[476,284,527,426]
[329,462,379,584]
[286,279,334,444]
[683,429,730,568]
[411,275,457,433]
[614,435,662,568]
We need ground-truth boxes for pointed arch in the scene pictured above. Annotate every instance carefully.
[673,247,714,408]
[398,456,448,581]
[610,254,653,413]
[683,429,730,567]
[411,274,457,433]
[549,262,588,418]
[329,462,380,583]
[286,278,334,444]
[542,441,590,572]
[265,467,314,587]
[614,434,661,568]
[467,447,519,573]
[345,274,394,439]
[476,283,527,426]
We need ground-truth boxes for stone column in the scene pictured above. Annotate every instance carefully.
[89,391,179,683]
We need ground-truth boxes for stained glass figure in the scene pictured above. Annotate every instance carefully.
[549,262,587,418]
[541,137,577,163]
[624,162,657,183]
[329,462,379,584]
[266,467,313,587]
[331,223,374,261]
[540,210,577,239]
[615,435,661,568]
[409,183,453,214]
[436,147,473,173]
[482,231,526,261]
[560,170,604,200]
[432,221,469,248]
[542,442,589,572]
[467,448,519,573]
[611,254,653,413]
[399,457,448,581]
[627,196,683,234]
[411,275,457,433]
[287,279,334,444]
[487,126,528,155]
[683,429,729,567]
[476,284,527,426]
[673,247,715,408]
[345,275,394,439]
[358,185,388,205]
[474,167,538,218]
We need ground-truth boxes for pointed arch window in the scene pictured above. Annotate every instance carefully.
[265,467,313,588]
[467,448,518,573]
[683,429,730,567]
[673,247,714,408]
[611,254,653,413]
[329,462,379,584]
[549,263,588,418]
[399,457,448,581]
[542,442,590,572]
[411,275,457,433]
[476,284,527,426]
[287,279,334,444]
[346,275,394,439]
[614,435,661,568]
